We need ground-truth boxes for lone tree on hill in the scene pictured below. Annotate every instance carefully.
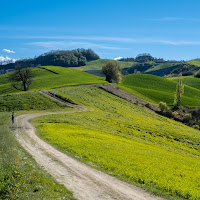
[174,72,184,108]
[101,61,122,83]
[9,65,33,91]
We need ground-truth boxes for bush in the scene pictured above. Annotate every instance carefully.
[159,101,168,112]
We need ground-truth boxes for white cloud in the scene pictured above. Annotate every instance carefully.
[114,56,123,60]
[0,56,12,62]
[0,56,18,64]
[3,49,15,53]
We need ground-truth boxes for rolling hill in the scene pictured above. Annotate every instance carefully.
[187,59,200,67]
[119,74,200,106]
[169,76,200,90]
[0,66,106,95]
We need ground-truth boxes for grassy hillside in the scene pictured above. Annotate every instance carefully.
[119,74,200,106]
[33,86,200,199]
[0,92,71,111]
[0,66,106,95]
[169,76,200,90]
[187,59,200,67]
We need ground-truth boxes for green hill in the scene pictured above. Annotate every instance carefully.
[119,74,200,106]
[169,76,200,90]
[0,66,106,95]
[187,59,200,67]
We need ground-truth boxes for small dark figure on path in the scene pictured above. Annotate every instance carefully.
[12,112,14,124]
[54,92,56,97]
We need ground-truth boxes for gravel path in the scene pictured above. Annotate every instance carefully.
[13,91,165,200]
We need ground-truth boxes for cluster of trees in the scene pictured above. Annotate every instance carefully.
[170,63,198,77]
[119,53,165,63]
[34,49,99,67]
[2,49,100,70]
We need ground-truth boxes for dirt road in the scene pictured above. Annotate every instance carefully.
[14,92,165,200]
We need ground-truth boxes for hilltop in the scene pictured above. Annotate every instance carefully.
[187,58,200,67]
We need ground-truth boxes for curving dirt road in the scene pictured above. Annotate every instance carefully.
[14,92,165,200]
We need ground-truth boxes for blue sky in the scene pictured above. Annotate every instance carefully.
[1,0,200,62]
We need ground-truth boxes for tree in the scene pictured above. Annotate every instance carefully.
[9,65,33,91]
[101,61,122,83]
[174,72,184,108]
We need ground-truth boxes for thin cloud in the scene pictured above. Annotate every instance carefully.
[142,17,200,22]
[27,41,128,50]
[3,49,15,53]
[22,35,200,46]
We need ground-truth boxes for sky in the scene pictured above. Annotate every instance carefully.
[1,0,200,62]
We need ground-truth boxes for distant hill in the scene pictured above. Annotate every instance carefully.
[187,59,200,67]
[2,51,200,78]
[0,49,100,71]
[120,54,200,77]
[72,59,134,76]
[119,74,200,106]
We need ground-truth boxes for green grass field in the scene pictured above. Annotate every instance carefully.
[0,92,72,111]
[0,112,76,200]
[187,59,200,67]
[33,86,200,199]
[119,74,200,106]
[169,76,200,90]
[0,66,106,95]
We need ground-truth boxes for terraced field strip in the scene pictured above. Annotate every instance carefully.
[13,91,164,200]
